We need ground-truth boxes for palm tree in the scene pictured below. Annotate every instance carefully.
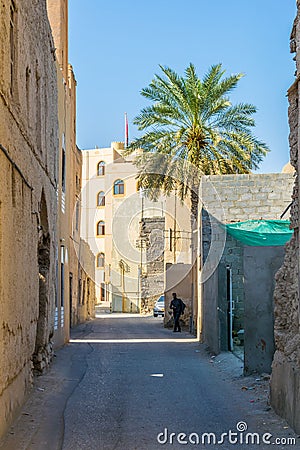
[125,63,269,221]
[125,63,269,333]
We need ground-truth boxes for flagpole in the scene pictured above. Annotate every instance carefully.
[125,112,129,148]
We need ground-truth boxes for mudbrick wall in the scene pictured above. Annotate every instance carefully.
[270,0,300,433]
[0,0,58,438]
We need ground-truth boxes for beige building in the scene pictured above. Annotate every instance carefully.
[0,0,95,438]
[47,0,95,343]
[81,142,191,312]
[270,0,300,433]
[0,0,58,437]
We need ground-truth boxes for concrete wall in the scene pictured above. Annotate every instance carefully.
[200,173,293,364]
[0,0,58,437]
[270,2,300,433]
[243,246,285,375]
[202,267,220,354]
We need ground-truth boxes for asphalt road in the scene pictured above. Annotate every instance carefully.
[62,315,297,450]
[0,314,297,450]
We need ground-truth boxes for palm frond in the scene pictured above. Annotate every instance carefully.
[126,63,269,199]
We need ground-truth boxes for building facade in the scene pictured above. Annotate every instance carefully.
[0,0,58,437]
[270,1,300,433]
[81,142,191,312]
[47,0,95,341]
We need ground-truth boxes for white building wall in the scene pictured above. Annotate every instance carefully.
[81,142,192,309]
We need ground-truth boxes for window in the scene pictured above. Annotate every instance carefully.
[96,220,105,236]
[97,252,105,268]
[97,191,105,207]
[82,279,86,305]
[100,283,105,301]
[75,201,80,231]
[26,66,30,112]
[61,149,66,192]
[169,228,173,251]
[113,179,124,195]
[97,161,105,176]
[61,133,66,193]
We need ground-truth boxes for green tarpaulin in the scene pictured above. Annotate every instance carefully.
[225,220,293,246]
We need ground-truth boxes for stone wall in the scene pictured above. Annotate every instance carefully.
[140,217,165,312]
[0,0,58,437]
[270,0,300,432]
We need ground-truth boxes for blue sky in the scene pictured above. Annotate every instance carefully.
[69,1,297,173]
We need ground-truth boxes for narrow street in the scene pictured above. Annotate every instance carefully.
[0,315,297,450]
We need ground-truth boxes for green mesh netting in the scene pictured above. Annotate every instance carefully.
[225,220,293,246]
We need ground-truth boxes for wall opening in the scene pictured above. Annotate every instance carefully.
[33,191,51,373]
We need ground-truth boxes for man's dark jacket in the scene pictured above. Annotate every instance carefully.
[170,298,185,316]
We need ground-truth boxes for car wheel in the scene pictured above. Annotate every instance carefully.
[154,313,158,317]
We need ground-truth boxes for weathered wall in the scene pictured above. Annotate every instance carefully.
[0,0,58,437]
[48,1,94,339]
[48,0,73,346]
[271,235,300,432]
[270,2,300,431]
[140,217,165,313]
[243,246,285,375]
[46,0,68,81]
[76,238,96,324]
[68,149,96,327]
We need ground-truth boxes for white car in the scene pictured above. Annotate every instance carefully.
[153,295,165,317]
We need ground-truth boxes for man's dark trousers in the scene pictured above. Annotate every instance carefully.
[173,312,181,332]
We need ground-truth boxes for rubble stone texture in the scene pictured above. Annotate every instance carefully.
[0,0,58,438]
[140,217,165,312]
[270,0,300,433]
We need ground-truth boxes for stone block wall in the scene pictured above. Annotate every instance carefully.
[200,173,294,355]
[201,173,294,224]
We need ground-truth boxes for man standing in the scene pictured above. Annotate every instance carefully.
[170,293,185,332]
